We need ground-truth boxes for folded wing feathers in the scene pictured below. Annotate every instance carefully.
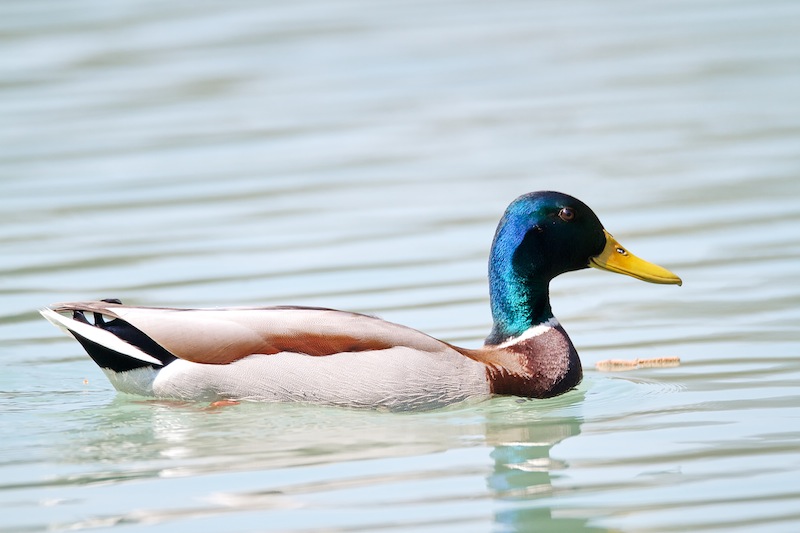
[45,302,454,365]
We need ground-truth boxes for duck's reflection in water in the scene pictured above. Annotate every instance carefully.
[484,395,606,531]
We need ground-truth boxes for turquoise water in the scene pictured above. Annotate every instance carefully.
[2,0,800,531]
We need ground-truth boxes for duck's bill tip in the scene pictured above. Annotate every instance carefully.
[589,230,682,286]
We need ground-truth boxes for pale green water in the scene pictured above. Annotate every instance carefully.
[2,0,800,531]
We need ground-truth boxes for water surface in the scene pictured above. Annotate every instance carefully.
[2,0,800,531]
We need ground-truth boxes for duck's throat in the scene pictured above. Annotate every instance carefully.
[487,274,553,345]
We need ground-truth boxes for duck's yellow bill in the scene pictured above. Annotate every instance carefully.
[589,230,682,286]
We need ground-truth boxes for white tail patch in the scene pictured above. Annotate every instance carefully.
[39,308,164,366]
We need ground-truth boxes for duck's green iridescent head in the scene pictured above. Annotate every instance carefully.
[487,191,681,344]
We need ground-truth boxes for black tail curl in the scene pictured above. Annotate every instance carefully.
[69,298,177,372]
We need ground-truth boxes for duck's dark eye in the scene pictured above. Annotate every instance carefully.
[558,207,575,222]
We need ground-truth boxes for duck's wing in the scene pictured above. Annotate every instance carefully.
[43,301,453,365]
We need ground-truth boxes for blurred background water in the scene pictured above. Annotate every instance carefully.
[2,0,800,531]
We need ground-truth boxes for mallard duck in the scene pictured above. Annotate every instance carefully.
[41,191,681,410]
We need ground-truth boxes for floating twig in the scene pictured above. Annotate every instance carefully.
[595,357,680,372]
